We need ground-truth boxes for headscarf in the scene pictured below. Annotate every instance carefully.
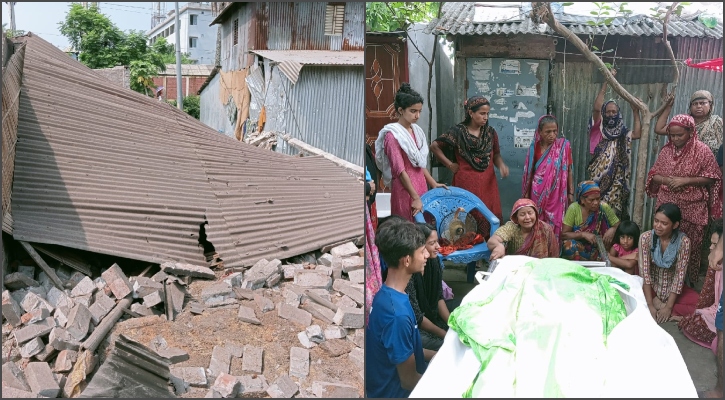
[576,180,601,203]
[510,198,559,258]
[690,90,714,119]
[598,100,629,140]
[433,96,494,171]
[666,114,698,159]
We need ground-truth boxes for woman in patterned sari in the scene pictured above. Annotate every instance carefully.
[656,90,723,156]
[364,188,382,326]
[522,115,574,240]
[560,181,621,261]
[646,114,723,285]
[587,70,642,219]
[487,198,559,261]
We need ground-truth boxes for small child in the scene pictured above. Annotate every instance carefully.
[609,220,641,275]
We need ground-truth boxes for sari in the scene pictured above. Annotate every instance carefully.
[495,198,559,258]
[522,115,571,239]
[364,203,382,326]
[587,101,632,219]
[646,114,723,283]
[560,181,620,261]
[690,90,723,155]
[678,266,723,353]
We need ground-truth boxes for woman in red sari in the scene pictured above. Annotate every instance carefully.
[430,96,509,222]
[522,115,574,240]
[646,114,723,285]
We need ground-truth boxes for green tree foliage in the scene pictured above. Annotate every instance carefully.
[58,4,193,95]
[2,23,26,37]
[366,2,441,32]
[167,95,201,120]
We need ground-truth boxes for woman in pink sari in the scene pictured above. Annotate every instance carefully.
[364,200,382,326]
[522,115,574,239]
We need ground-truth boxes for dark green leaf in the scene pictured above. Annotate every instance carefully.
[562,2,574,6]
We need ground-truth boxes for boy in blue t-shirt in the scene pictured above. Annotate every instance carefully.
[366,219,437,398]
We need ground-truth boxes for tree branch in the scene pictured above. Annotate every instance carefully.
[653,2,679,118]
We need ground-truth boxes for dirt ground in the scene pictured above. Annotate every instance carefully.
[99,277,363,398]
[443,263,719,394]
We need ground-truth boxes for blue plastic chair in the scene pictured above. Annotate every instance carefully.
[414,187,500,265]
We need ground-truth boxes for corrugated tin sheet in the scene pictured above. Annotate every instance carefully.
[159,63,216,77]
[264,65,364,167]
[10,33,362,268]
[428,2,723,38]
[255,2,365,52]
[92,66,130,89]
[250,50,364,66]
[2,40,24,228]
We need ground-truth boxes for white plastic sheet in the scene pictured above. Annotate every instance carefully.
[410,255,697,398]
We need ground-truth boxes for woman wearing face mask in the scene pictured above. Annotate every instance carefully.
[375,83,447,222]
[646,114,723,285]
[587,69,642,220]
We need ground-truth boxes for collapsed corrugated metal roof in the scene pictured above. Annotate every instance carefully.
[9,33,363,269]
[427,2,723,38]
[158,64,216,77]
[250,50,364,66]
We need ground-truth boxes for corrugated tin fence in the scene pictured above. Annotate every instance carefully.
[2,41,25,229]
[266,65,364,166]
[550,37,723,229]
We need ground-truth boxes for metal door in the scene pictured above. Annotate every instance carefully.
[465,58,549,219]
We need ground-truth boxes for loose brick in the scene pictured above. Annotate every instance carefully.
[301,302,335,324]
[3,290,24,327]
[293,271,332,289]
[242,259,283,289]
[319,339,354,357]
[18,265,36,279]
[332,281,363,306]
[277,303,312,327]
[143,290,164,308]
[34,344,58,363]
[151,270,169,283]
[238,374,269,395]
[101,263,133,299]
[48,327,80,351]
[72,294,92,308]
[211,372,240,398]
[254,294,275,313]
[132,277,163,299]
[297,331,316,349]
[53,306,69,328]
[25,362,60,398]
[227,345,243,358]
[337,296,358,310]
[87,292,115,325]
[305,325,325,343]
[53,349,77,372]
[4,272,39,290]
[233,287,255,300]
[2,361,31,391]
[46,287,74,310]
[265,273,282,288]
[130,303,154,316]
[237,305,261,325]
[70,276,96,297]
[20,337,45,358]
[283,264,303,280]
[66,304,92,341]
[266,375,298,398]
[208,345,232,379]
[19,292,53,315]
[341,256,364,274]
[349,329,364,348]
[222,272,243,288]
[330,242,359,258]
[242,345,263,374]
[317,253,334,267]
[324,326,347,340]
[170,366,207,387]
[347,269,364,285]
[283,290,301,307]
[311,381,360,398]
[14,317,54,345]
[157,347,190,364]
[160,261,215,279]
[333,307,364,329]
[348,347,364,369]
[289,347,309,378]
[1,386,44,398]
[205,389,222,398]
[315,265,333,276]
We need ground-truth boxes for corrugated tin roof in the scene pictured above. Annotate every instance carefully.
[427,2,723,38]
[10,33,363,269]
[250,50,364,66]
[159,64,216,77]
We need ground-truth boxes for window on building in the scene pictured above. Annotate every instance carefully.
[189,37,198,48]
[324,3,345,36]
[170,24,175,35]
[190,14,198,25]
[233,18,239,46]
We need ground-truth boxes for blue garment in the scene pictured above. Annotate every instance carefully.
[717,144,723,168]
[716,290,724,332]
[366,166,372,181]
[366,285,427,398]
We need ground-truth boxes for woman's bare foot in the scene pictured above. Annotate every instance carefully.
[669,315,683,322]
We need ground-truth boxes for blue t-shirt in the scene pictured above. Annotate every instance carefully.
[365,285,427,398]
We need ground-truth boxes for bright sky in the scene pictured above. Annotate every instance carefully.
[2,2,184,49]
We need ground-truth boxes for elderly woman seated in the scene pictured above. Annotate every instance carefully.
[560,180,621,261]
[487,198,560,261]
